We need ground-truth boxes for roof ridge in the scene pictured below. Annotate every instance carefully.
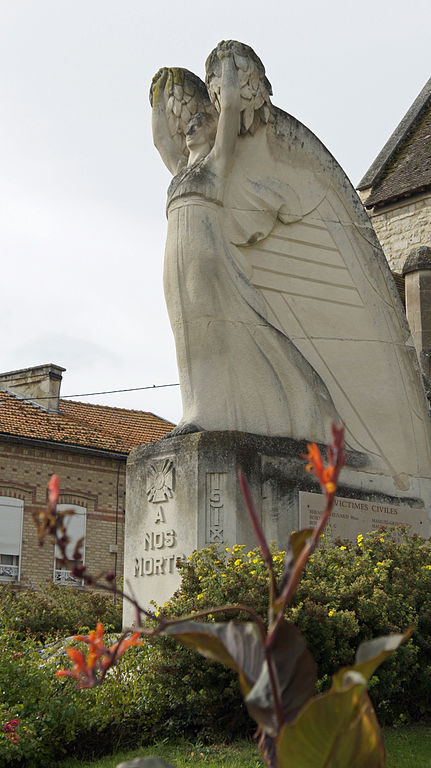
[60,398,173,424]
[358,75,431,190]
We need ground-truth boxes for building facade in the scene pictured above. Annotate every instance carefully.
[358,76,431,387]
[0,364,173,588]
[358,76,431,275]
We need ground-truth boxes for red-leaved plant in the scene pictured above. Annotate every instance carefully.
[36,424,409,768]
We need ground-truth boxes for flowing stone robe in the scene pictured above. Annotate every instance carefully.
[163,153,338,440]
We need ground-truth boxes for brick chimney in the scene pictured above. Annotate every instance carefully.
[402,247,431,384]
[0,364,66,412]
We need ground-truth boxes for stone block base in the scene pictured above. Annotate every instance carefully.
[123,431,428,627]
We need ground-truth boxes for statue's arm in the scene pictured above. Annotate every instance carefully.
[212,51,240,175]
[151,69,186,175]
[152,106,186,175]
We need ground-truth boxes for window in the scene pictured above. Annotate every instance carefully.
[0,497,23,582]
[53,504,86,586]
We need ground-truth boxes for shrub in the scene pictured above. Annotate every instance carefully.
[0,629,161,766]
[3,528,426,765]
[143,528,431,732]
[0,583,122,641]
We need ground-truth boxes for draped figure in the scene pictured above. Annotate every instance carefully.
[151,41,431,483]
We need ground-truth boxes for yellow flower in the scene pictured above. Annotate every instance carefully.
[379,537,385,542]
[357,534,364,542]
[253,558,259,564]
[250,570,256,575]
[373,567,378,572]
[234,559,242,566]
[328,609,335,617]
[247,551,253,558]
[425,565,431,570]
[376,561,384,566]
[225,547,231,553]
[339,546,346,550]
[196,593,204,600]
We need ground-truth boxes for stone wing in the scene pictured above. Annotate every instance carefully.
[150,67,217,158]
[230,110,431,481]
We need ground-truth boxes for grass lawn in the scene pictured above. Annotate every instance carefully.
[58,725,431,768]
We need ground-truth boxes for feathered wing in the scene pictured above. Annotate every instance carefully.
[150,67,217,160]
[225,109,431,480]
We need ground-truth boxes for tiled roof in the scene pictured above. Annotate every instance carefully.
[0,390,174,454]
[358,76,431,207]
[364,102,431,207]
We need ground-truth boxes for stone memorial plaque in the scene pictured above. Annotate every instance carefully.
[299,491,429,540]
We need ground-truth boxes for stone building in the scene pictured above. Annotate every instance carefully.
[358,77,431,384]
[0,363,173,588]
[357,76,431,275]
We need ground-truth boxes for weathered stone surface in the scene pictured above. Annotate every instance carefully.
[300,491,429,541]
[403,245,431,274]
[367,193,431,274]
[123,431,429,625]
[151,40,431,488]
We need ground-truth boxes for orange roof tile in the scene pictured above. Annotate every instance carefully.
[0,390,174,454]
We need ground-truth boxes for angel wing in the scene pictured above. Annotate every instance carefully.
[224,108,431,483]
[150,67,217,166]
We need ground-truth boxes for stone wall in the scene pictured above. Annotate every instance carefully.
[368,192,431,273]
[0,440,125,589]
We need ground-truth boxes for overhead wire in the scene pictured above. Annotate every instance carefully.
[1,383,180,402]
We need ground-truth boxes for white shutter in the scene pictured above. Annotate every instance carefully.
[0,497,23,556]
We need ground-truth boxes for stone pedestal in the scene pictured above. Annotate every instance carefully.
[123,430,430,627]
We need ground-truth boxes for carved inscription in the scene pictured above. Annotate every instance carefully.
[144,529,176,549]
[133,459,184,579]
[206,472,225,543]
[133,526,178,578]
[134,555,177,576]
[299,491,429,540]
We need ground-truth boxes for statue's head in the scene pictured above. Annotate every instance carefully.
[185,112,218,151]
[205,40,274,135]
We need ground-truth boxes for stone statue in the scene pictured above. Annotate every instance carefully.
[151,40,431,485]
[150,42,338,444]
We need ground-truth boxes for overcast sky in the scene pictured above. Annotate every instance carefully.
[1,0,430,424]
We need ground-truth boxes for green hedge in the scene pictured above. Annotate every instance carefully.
[146,528,431,732]
[0,583,122,640]
[0,630,161,766]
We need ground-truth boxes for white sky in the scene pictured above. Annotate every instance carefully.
[1,0,430,424]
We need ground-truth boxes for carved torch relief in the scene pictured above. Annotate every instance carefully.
[134,459,178,578]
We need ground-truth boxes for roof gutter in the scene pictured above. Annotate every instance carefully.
[0,433,128,461]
